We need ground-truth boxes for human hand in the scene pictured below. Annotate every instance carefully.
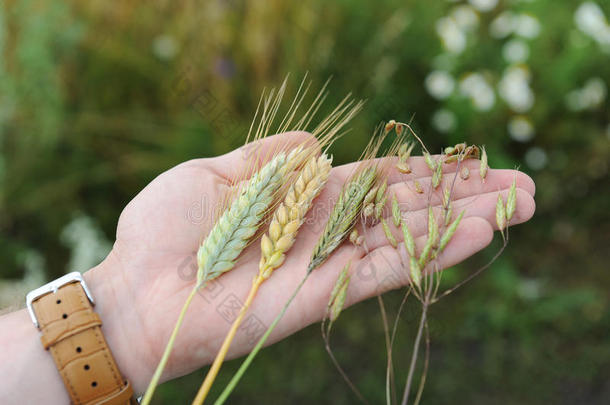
[84,132,536,393]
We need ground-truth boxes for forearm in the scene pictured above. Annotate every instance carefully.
[0,308,70,404]
[0,261,148,403]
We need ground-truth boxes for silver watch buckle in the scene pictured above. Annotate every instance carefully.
[26,272,95,329]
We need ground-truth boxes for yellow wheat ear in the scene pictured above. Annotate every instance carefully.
[192,152,333,405]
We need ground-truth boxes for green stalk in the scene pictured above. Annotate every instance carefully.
[213,275,309,405]
[141,284,200,405]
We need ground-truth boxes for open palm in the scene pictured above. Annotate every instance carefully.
[84,132,536,394]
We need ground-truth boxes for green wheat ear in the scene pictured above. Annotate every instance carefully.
[307,166,377,273]
[196,151,287,284]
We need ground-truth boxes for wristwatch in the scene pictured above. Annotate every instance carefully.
[26,272,136,405]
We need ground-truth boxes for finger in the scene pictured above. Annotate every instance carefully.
[360,187,535,252]
[387,168,535,212]
[346,216,494,306]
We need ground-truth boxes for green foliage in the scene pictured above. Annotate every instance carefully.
[1,0,609,403]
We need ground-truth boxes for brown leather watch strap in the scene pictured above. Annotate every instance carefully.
[31,281,135,405]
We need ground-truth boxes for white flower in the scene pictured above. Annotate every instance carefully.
[451,5,479,31]
[514,14,541,39]
[432,109,457,133]
[459,73,496,111]
[503,39,530,63]
[468,0,498,13]
[508,116,535,142]
[498,66,535,112]
[565,77,607,111]
[575,2,610,50]
[152,35,179,61]
[436,17,467,54]
[490,11,515,39]
[524,146,547,170]
[425,70,455,100]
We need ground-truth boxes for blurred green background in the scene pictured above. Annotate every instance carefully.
[1,0,609,403]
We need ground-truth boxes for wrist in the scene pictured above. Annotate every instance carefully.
[84,254,149,394]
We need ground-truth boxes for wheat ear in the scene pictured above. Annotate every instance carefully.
[308,166,377,272]
[191,154,332,405]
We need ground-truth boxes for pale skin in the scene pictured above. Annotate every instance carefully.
[0,132,536,403]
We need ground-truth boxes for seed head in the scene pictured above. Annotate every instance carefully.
[328,262,351,322]
[401,221,416,257]
[442,187,451,209]
[364,186,378,206]
[197,152,287,284]
[395,123,405,137]
[396,161,412,174]
[385,120,396,133]
[438,210,464,254]
[349,228,360,245]
[381,217,397,248]
[410,257,421,289]
[414,180,424,194]
[506,177,517,221]
[424,151,436,171]
[431,159,443,189]
[419,207,439,267]
[375,194,387,220]
[260,154,332,279]
[460,166,470,180]
[308,166,377,272]
[496,193,506,231]
[391,194,401,227]
[480,146,488,182]
[376,179,388,203]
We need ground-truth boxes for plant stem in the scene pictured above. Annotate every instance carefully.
[141,284,200,405]
[400,304,428,405]
[321,312,370,405]
[377,295,395,405]
[213,274,309,405]
[192,275,264,405]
